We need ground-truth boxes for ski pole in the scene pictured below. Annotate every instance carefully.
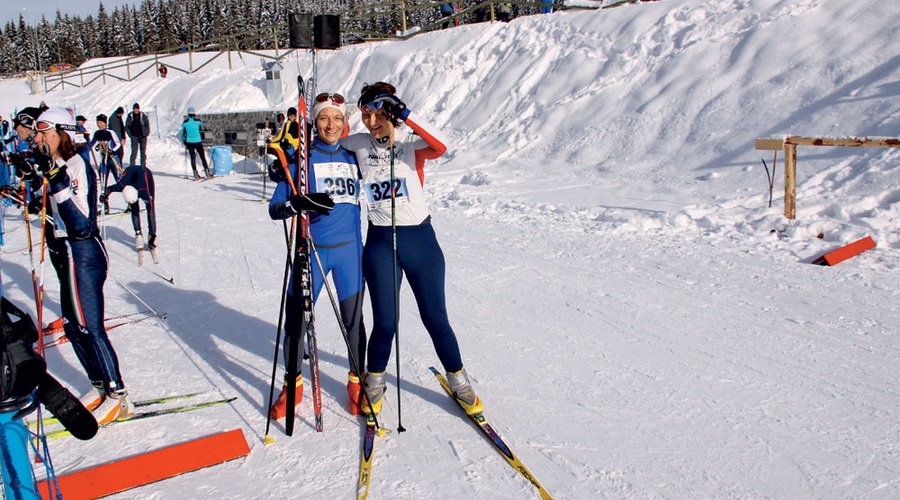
[264,217,296,445]
[262,143,268,200]
[309,240,384,432]
[108,273,164,319]
[389,135,405,433]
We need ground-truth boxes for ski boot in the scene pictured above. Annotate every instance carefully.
[92,389,134,425]
[447,368,483,415]
[361,371,386,415]
[347,372,362,416]
[269,374,303,420]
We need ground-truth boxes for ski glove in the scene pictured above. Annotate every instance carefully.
[39,158,69,195]
[286,193,335,215]
[31,151,53,174]
[268,158,286,183]
[27,196,43,215]
[9,153,39,183]
[371,95,410,122]
[98,193,108,204]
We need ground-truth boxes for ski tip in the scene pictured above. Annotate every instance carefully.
[263,435,276,446]
[376,428,390,438]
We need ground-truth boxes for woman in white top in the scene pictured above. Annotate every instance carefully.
[342,82,483,416]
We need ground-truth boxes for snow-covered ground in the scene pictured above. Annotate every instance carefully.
[1,0,898,498]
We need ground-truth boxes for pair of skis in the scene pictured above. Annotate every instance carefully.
[31,392,236,440]
[136,236,159,267]
[356,370,553,499]
[287,74,322,435]
[265,74,323,438]
[41,311,167,349]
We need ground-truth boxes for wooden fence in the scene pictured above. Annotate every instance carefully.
[755,136,900,219]
[35,0,607,93]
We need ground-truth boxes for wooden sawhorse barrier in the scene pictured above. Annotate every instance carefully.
[755,136,900,219]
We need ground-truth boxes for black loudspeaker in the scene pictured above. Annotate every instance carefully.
[314,15,341,50]
[288,13,312,49]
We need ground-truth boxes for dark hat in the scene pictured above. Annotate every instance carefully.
[14,107,42,129]
[96,114,108,123]
[133,103,140,109]
[115,106,125,115]
[75,115,86,122]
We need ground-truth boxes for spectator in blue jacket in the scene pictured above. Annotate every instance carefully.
[180,107,211,179]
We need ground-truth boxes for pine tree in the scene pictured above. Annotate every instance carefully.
[16,16,35,73]
[140,0,161,53]
[97,3,114,57]
[158,1,179,51]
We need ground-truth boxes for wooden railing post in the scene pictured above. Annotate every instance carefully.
[783,142,796,219]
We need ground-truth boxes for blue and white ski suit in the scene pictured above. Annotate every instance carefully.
[268,137,366,375]
[45,153,125,395]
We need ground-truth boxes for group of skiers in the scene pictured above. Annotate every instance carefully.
[265,82,483,421]
[0,81,482,433]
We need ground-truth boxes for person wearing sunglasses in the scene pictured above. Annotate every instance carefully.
[5,108,42,191]
[11,108,42,155]
[341,82,483,417]
[4,108,51,210]
[26,107,134,425]
[266,91,369,419]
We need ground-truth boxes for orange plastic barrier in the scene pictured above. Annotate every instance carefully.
[38,428,250,499]
[812,236,876,266]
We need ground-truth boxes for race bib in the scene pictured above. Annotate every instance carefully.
[365,176,410,210]
[314,162,359,204]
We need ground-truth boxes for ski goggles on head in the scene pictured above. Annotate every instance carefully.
[35,121,77,134]
[315,92,345,105]
[357,97,391,115]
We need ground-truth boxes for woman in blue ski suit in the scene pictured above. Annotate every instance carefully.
[267,92,367,418]
[26,108,132,424]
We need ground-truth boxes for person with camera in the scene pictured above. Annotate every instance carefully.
[11,107,133,425]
